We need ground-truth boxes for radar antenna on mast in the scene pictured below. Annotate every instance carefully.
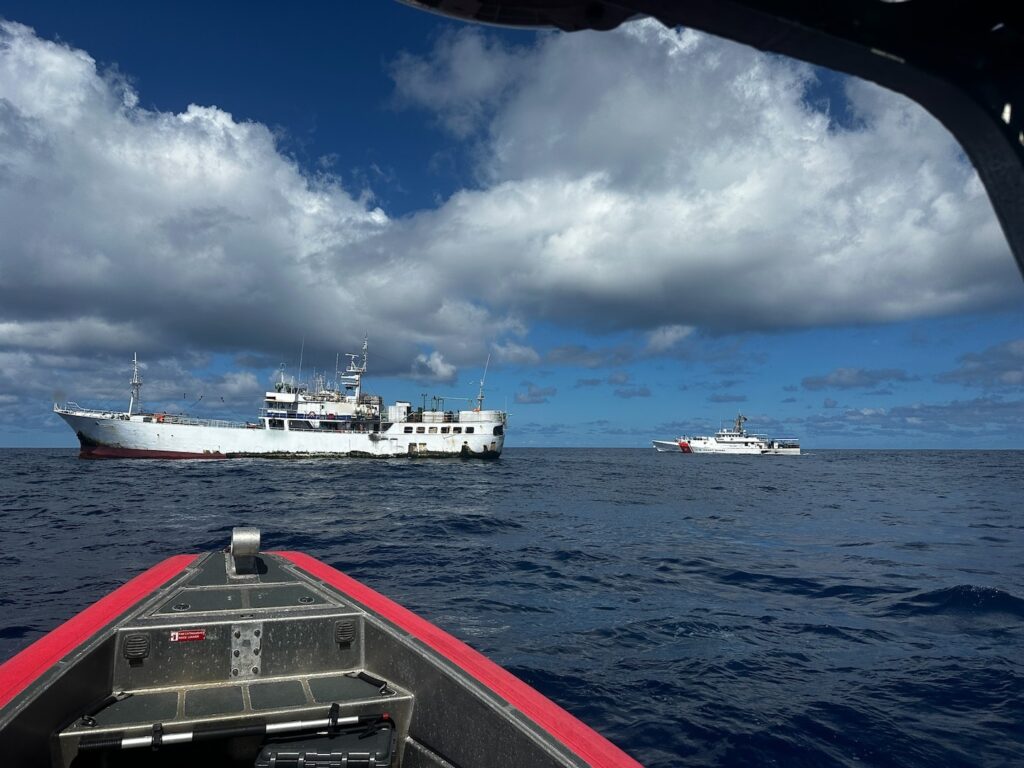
[345,335,368,374]
[340,336,369,401]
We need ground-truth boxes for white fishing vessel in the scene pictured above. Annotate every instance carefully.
[55,342,506,459]
[653,414,800,455]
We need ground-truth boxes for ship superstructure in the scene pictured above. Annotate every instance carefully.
[55,341,505,459]
[653,414,800,455]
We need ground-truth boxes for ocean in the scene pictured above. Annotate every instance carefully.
[1,448,1021,766]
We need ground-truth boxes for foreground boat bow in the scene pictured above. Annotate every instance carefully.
[0,529,640,768]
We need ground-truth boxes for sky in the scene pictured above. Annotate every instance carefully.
[0,1,1021,449]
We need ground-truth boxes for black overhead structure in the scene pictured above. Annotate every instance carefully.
[399,1,1024,279]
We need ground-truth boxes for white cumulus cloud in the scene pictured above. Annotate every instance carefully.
[411,350,457,384]
[387,21,1021,332]
[0,20,516,379]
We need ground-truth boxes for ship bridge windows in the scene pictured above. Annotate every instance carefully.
[453,427,462,434]
[464,427,474,434]
[404,426,413,434]
[416,426,425,434]
[492,425,503,436]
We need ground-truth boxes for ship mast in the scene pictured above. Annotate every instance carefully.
[342,336,368,401]
[475,354,490,411]
[128,353,142,415]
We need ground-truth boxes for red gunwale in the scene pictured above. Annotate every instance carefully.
[0,554,198,710]
[274,551,641,768]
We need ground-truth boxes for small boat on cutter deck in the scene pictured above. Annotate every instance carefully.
[0,528,640,768]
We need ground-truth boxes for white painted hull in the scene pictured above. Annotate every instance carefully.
[687,438,764,454]
[687,440,800,455]
[59,412,504,459]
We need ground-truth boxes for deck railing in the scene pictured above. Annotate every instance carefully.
[55,403,128,419]
[149,416,252,429]
[56,403,251,429]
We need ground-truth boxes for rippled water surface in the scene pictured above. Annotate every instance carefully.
[1,448,1022,766]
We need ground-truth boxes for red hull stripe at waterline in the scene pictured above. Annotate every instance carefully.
[0,554,197,709]
[274,551,642,768]
[80,445,226,459]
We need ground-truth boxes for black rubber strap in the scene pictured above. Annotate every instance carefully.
[359,713,391,739]
[192,720,268,741]
[78,734,126,752]
[151,723,163,750]
[356,671,396,696]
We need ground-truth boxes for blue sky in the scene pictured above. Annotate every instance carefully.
[0,1,1021,448]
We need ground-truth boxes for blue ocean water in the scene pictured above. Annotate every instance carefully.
[0,448,1021,767]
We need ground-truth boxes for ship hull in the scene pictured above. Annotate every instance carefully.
[60,412,503,459]
[688,440,800,455]
[688,440,764,455]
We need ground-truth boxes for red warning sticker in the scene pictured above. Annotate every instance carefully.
[169,629,206,642]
